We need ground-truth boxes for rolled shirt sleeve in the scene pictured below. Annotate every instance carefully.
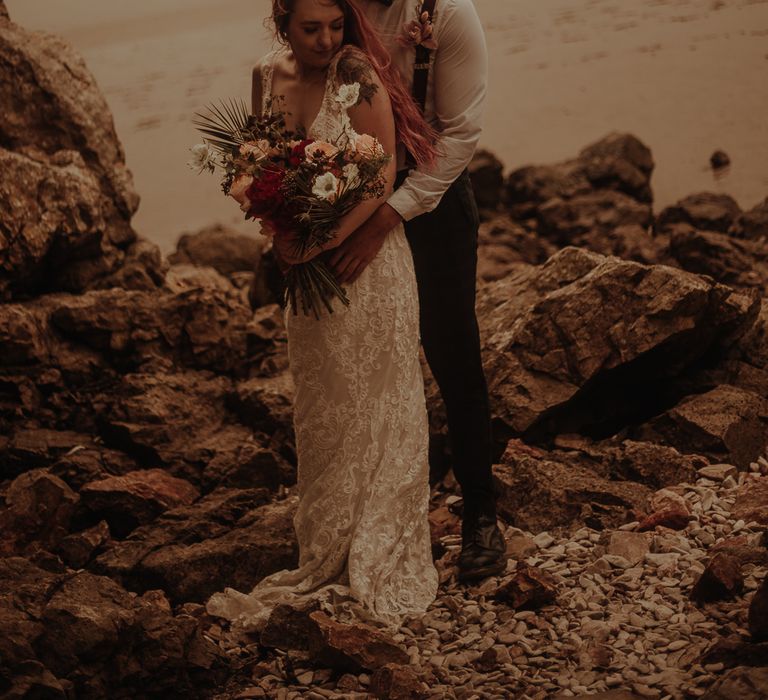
[387,0,488,221]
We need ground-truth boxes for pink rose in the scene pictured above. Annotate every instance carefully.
[305,140,339,161]
[229,174,254,212]
[352,133,383,157]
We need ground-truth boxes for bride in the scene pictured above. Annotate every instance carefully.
[205,0,441,632]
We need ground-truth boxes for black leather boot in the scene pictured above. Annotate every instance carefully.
[457,511,507,582]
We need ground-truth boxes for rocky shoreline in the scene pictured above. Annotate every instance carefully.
[2,2,768,698]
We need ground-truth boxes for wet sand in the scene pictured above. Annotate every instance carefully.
[7,0,768,252]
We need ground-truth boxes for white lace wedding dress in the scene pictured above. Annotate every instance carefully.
[205,46,438,633]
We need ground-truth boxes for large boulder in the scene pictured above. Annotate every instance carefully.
[90,489,298,604]
[468,149,505,213]
[666,224,768,293]
[0,14,151,299]
[477,247,758,440]
[537,189,652,247]
[657,192,743,234]
[635,385,768,469]
[505,132,654,217]
[168,224,265,277]
[731,196,768,240]
[0,557,225,698]
[493,442,651,533]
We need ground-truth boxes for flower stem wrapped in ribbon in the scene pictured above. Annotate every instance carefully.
[189,92,390,318]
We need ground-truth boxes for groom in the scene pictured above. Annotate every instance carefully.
[329,0,507,582]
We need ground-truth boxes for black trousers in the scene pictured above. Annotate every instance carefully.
[398,169,497,519]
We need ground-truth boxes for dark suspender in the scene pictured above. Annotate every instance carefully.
[405,0,438,170]
[412,0,437,113]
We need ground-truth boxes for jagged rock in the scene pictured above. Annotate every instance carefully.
[749,576,768,642]
[0,16,145,299]
[477,216,557,282]
[97,370,232,474]
[636,385,768,469]
[0,148,119,298]
[493,564,559,610]
[169,224,265,277]
[637,508,692,532]
[731,197,768,241]
[201,437,293,491]
[79,468,200,538]
[0,428,96,478]
[49,287,251,374]
[92,238,168,291]
[477,247,758,440]
[691,552,744,604]
[505,535,538,560]
[55,519,111,569]
[493,442,651,532]
[666,223,768,292]
[579,223,668,265]
[370,662,429,700]
[605,531,651,566]
[304,610,409,672]
[90,490,297,603]
[468,149,505,212]
[0,0,8,20]
[731,476,768,526]
[700,635,768,669]
[260,599,323,650]
[164,263,239,296]
[0,468,79,554]
[657,192,743,234]
[505,132,654,217]
[0,558,224,698]
[537,190,652,247]
[710,536,768,567]
[230,370,295,462]
[552,438,702,491]
[637,487,693,532]
[699,464,739,481]
[701,666,768,700]
[48,446,138,491]
[732,299,768,371]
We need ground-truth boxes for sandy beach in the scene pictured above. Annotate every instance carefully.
[7,0,768,252]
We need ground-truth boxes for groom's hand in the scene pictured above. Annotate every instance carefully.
[329,203,402,284]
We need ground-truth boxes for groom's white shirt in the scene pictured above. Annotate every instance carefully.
[358,0,488,222]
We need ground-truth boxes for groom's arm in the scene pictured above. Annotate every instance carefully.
[330,0,488,283]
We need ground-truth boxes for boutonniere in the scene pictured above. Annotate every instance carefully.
[398,3,438,50]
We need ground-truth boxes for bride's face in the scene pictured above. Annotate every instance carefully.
[285,0,345,71]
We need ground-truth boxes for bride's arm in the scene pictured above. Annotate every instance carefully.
[251,61,262,116]
[279,50,396,264]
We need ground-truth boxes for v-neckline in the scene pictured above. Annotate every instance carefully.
[267,48,337,138]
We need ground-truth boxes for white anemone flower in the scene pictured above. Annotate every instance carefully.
[335,82,361,109]
[312,172,340,201]
[187,143,217,173]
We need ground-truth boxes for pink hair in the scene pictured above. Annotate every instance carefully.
[272,0,439,168]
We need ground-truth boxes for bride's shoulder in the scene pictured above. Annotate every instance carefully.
[334,45,381,104]
[335,44,374,76]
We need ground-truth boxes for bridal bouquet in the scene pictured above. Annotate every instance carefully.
[188,96,390,318]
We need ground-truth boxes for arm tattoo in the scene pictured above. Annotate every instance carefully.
[337,51,379,106]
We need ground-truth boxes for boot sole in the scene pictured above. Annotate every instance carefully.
[457,559,507,583]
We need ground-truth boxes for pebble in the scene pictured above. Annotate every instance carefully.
[212,460,768,700]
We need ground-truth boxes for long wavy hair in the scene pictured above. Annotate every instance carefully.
[271,0,439,168]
